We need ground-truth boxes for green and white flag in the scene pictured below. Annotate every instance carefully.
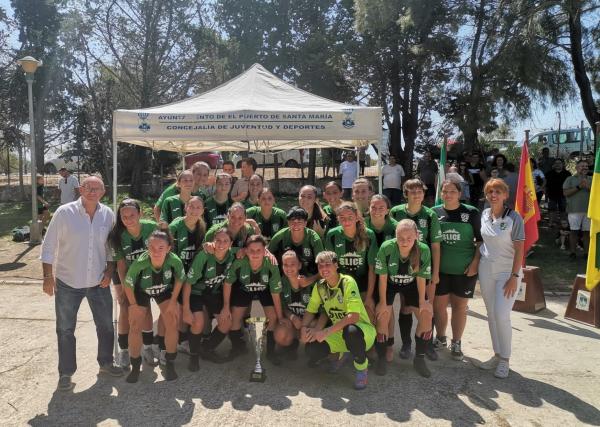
[434,139,447,205]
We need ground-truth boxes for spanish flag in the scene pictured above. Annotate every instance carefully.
[514,141,540,266]
[586,149,600,290]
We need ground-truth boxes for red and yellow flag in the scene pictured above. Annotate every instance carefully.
[514,141,541,265]
[586,148,600,290]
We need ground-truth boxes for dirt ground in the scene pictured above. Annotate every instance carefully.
[0,282,599,426]
[0,239,42,283]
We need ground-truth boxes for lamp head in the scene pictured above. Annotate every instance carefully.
[17,56,42,74]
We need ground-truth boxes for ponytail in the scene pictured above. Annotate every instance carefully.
[109,198,141,251]
[335,202,369,252]
[396,219,421,272]
[185,196,207,256]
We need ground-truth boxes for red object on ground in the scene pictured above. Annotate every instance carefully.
[184,152,223,169]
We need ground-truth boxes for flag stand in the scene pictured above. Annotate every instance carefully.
[564,274,600,328]
[513,265,546,313]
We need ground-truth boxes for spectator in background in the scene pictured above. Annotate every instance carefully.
[381,155,405,206]
[530,159,546,203]
[57,167,79,205]
[466,152,487,208]
[230,157,257,203]
[416,151,438,206]
[490,154,508,178]
[359,146,368,175]
[36,175,51,230]
[537,147,555,175]
[456,161,473,203]
[340,151,358,200]
[503,163,518,210]
[486,148,500,166]
[545,158,571,226]
[563,160,591,260]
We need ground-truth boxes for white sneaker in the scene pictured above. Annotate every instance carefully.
[494,359,510,378]
[473,355,499,370]
[177,341,191,355]
[159,349,167,366]
[118,349,130,369]
[142,345,157,366]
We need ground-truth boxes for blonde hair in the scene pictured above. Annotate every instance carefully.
[396,219,421,273]
[484,178,509,194]
[335,202,369,252]
[316,250,338,265]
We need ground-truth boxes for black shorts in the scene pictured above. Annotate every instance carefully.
[398,282,422,308]
[231,285,274,308]
[354,275,369,293]
[373,285,401,306]
[436,273,477,298]
[202,292,224,316]
[188,294,204,313]
[135,288,172,308]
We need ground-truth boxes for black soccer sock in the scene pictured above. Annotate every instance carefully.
[399,313,413,345]
[189,332,203,356]
[305,341,329,364]
[203,329,226,351]
[228,329,245,349]
[158,335,166,351]
[178,330,189,344]
[142,331,154,346]
[375,341,387,359]
[166,352,177,362]
[387,337,395,347]
[118,333,129,350]
[288,338,300,352]
[343,324,367,366]
[415,334,426,358]
[126,357,142,383]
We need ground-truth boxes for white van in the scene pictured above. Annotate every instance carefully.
[232,149,310,168]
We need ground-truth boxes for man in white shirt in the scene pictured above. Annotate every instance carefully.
[230,157,257,202]
[57,168,79,205]
[41,176,123,391]
[382,155,405,206]
[339,151,358,200]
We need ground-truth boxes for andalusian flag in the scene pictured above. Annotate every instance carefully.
[435,139,447,205]
[585,148,600,290]
[514,141,541,265]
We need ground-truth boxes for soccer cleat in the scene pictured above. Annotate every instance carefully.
[142,345,157,366]
[188,355,200,372]
[450,340,463,361]
[494,359,510,379]
[413,356,431,378]
[164,362,178,381]
[433,336,447,350]
[118,349,131,370]
[354,369,368,390]
[99,364,124,377]
[399,342,412,359]
[425,342,438,361]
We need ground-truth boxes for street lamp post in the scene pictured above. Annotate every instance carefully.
[17,56,43,244]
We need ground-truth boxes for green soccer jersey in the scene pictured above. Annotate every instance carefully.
[281,276,314,317]
[375,239,431,287]
[364,216,398,247]
[186,249,235,295]
[168,217,205,271]
[324,226,378,284]
[155,183,207,210]
[113,219,157,266]
[268,227,324,276]
[245,206,287,240]
[124,251,186,296]
[389,204,442,246]
[204,220,255,249]
[226,257,282,294]
[306,274,371,325]
[432,203,482,275]
[204,196,233,227]
[322,204,339,234]
[160,195,186,224]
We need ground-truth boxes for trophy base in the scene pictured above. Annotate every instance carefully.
[249,370,266,382]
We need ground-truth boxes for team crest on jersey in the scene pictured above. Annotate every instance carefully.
[461,213,469,222]
[419,219,427,228]
[303,247,312,257]
[273,224,280,232]
[500,222,507,230]
[164,270,172,281]
[262,274,269,283]
[302,293,311,304]
[337,292,344,304]
[187,268,194,278]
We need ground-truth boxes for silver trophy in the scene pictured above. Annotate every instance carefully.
[246,316,268,382]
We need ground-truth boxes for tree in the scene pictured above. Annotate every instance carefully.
[442,0,572,152]
[354,0,460,176]
[77,0,228,196]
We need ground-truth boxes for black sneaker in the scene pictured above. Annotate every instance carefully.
[99,364,124,377]
[164,362,178,381]
[126,368,141,383]
[399,342,412,359]
[188,355,200,372]
[200,349,226,364]
[450,340,464,361]
[413,356,431,378]
[433,336,447,349]
[425,341,438,361]
[57,375,74,391]
[375,358,387,376]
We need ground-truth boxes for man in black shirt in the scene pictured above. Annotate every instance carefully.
[545,159,571,225]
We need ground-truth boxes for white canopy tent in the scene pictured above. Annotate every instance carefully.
[112,63,383,207]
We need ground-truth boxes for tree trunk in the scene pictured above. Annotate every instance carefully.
[308,148,316,184]
[568,5,600,138]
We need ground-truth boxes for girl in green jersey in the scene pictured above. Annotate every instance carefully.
[322,181,343,233]
[351,178,373,217]
[244,174,263,207]
[160,170,195,224]
[366,194,398,247]
[245,187,287,241]
[168,196,207,272]
[109,199,157,369]
[123,230,186,382]
[299,185,329,238]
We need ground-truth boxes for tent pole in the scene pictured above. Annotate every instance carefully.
[356,147,360,178]
[112,121,117,212]
[377,139,382,195]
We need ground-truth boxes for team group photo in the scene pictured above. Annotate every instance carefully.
[1,0,600,426]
